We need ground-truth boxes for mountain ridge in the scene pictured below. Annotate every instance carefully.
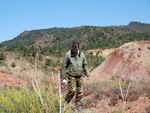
[0,22,150,53]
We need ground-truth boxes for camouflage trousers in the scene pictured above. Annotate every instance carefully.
[65,75,83,107]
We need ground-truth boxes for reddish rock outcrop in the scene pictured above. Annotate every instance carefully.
[91,41,150,81]
[0,71,28,87]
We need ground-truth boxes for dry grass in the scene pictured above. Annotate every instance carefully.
[107,87,121,106]
[142,84,150,99]
[81,76,150,112]
[146,105,150,113]
[82,79,112,109]
[126,87,139,102]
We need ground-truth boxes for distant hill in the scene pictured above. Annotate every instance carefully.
[117,21,150,33]
[128,21,150,33]
[0,22,150,54]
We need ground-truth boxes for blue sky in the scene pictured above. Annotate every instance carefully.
[0,0,150,43]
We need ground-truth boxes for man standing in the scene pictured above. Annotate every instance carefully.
[60,42,90,111]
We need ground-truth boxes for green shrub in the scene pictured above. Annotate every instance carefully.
[45,59,53,66]
[86,52,105,71]
[0,61,2,65]
[0,52,6,60]
[38,54,43,61]
[11,62,16,67]
[0,86,70,113]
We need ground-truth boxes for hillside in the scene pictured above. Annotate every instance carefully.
[82,41,150,113]
[128,22,150,33]
[0,51,61,87]
[0,71,28,87]
[0,22,150,55]
[0,42,150,112]
[91,41,150,82]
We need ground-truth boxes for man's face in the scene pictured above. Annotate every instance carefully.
[72,44,79,54]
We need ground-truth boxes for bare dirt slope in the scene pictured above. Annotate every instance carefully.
[83,41,150,113]
[0,71,28,87]
[91,41,150,82]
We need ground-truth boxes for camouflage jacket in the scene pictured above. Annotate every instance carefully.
[60,49,90,79]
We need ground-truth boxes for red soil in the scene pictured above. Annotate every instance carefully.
[0,71,28,87]
[92,41,150,81]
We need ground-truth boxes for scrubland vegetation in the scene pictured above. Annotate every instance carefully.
[0,86,70,113]
[0,22,150,112]
[82,75,150,112]
[1,46,150,112]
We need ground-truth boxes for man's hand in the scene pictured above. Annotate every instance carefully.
[87,76,90,80]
